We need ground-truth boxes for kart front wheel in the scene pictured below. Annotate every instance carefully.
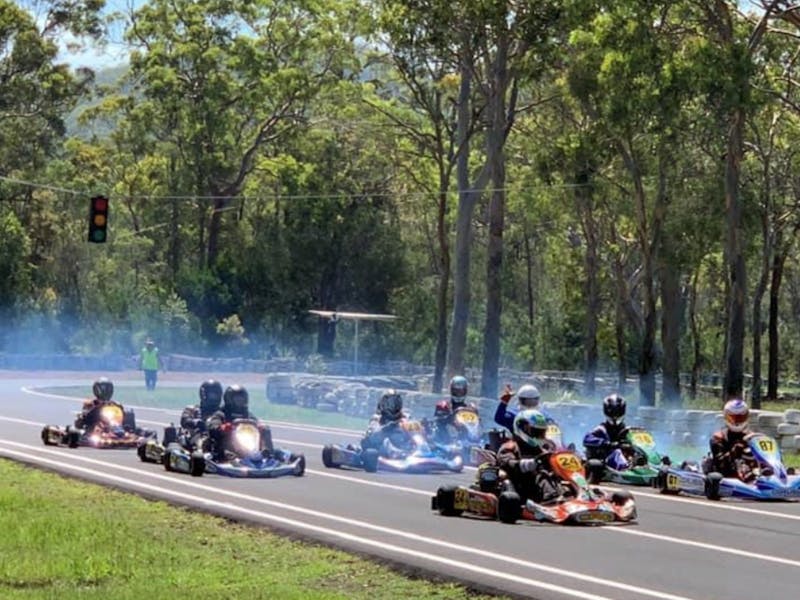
[435,485,463,517]
[293,454,306,477]
[611,489,634,505]
[163,449,173,472]
[41,427,55,446]
[497,491,522,524]
[322,445,338,469]
[362,448,379,473]
[189,452,205,477]
[704,472,722,501]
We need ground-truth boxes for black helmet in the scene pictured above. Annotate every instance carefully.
[199,379,223,417]
[603,394,626,424]
[92,377,114,402]
[223,384,249,420]
[377,390,403,421]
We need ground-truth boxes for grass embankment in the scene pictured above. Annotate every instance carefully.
[38,386,367,430]
[0,460,503,600]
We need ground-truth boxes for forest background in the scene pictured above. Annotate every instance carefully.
[4,0,800,409]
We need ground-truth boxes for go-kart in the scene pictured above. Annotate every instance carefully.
[432,447,637,525]
[656,432,800,500]
[138,417,305,478]
[322,418,464,473]
[42,402,154,449]
[585,427,671,486]
[428,406,487,465]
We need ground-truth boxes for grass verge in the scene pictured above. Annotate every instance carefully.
[37,386,367,430]
[0,459,504,600]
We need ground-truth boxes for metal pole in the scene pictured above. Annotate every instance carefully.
[354,319,359,375]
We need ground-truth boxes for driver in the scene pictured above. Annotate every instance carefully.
[429,375,474,444]
[494,383,550,431]
[206,385,272,460]
[707,398,754,478]
[75,377,122,431]
[583,394,630,467]
[362,390,408,456]
[179,379,224,442]
[496,409,560,503]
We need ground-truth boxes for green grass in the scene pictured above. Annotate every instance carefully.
[38,386,367,430]
[0,459,504,600]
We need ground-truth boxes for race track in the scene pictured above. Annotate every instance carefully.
[1,376,799,600]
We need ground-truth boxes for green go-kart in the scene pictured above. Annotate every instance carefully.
[585,427,671,486]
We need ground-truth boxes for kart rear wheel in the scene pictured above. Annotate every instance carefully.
[435,485,464,517]
[322,445,338,469]
[704,472,722,501]
[611,489,634,505]
[362,448,379,473]
[137,443,147,462]
[497,491,522,524]
[67,429,80,449]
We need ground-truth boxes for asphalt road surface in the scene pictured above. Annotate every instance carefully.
[1,376,799,600]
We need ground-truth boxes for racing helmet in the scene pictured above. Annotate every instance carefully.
[449,375,468,409]
[723,398,749,433]
[223,384,250,420]
[92,377,114,402]
[517,384,541,409]
[378,390,403,421]
[603,394,626,424]
[513,409,548,450]
[199,379,223,417]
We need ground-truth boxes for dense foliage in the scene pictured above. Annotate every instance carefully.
[3,1,800,406]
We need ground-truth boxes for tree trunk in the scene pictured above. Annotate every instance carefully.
[577,172,599,398]
[660,256,682,407]
[481,35,510,400]
[689,266,702,399]
[524,233,535,328]
[447,48,477,380]
[723,108,746,400]
[750,212,771,409]
[767,244,787,400]
[432,185,451,395]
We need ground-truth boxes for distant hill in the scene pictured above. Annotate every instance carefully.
[66,64,131,139]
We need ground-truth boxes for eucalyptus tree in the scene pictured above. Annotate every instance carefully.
[122,0,365,271]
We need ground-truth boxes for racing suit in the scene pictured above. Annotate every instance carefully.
[361,413,410,456]
[708,428,752,478]
[205,409,272,460]
[496,439,560,503]
[583,421,630,462]
[75,399,123,431]
[429,400,477,444]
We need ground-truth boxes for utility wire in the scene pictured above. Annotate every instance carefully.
[0,173,599,203]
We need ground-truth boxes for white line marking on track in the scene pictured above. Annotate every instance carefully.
[605,527,800,568]
[0,438,698,600]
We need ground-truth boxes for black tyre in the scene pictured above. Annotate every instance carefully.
[162,426,177,446]
[322,445,338,469]
[435,485,464,517]
[704,472,722,501]
[137,443,147,462]
[497,490,522,524]
[362,448,380,473]
[293,454,306,477]
[585,459,605,484]
[189,452,205,477]
[611,489,634,505]
[123,409,136,431]
[163,449,173,472]
[67,429,80,449]
[41,427,55,446]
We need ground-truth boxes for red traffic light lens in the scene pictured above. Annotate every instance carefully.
[92,197,108,212]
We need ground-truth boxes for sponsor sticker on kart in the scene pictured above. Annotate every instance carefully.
[631,431,654,446]
[456,411,479,424]
[576,511,615,523]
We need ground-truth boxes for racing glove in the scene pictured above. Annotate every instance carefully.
[500,385,514,404]
[519,458,538,474]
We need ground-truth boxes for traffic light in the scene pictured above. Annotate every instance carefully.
[88,195,109,243]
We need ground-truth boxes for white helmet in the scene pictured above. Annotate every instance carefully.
[723,398,749,433]
[517,384,541,409]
